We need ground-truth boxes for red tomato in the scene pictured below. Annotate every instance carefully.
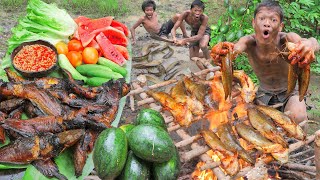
[82,47,99,64]
[66,51,83,67]
[68,39,84,52]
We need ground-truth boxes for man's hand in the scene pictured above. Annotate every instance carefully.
[210,42,235,66]
[174,39,188,46]
[287,41,316,68]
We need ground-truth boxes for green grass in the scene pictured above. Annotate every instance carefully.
[1,0,130,18]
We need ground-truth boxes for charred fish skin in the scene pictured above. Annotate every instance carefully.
[256,105,306,140]
[183,76,207,103]
[216,123,255,164]
[221,52,233,100]
[248,108,288,148]
[0,136,40,164]
[32,159,67,180]
[235,123,289,164]
[287,64,298,97]
[298,64,310,102]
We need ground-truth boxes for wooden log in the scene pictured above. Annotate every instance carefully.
[137,97,154,106]
[315,130,320,180]
[272,162,316,172]
[289,130,320,153]
[297,155,315,163]
[290,148,313,158]
[175,134,202,148]
[168,124,181,132]
[176,129,229,180]
[200,161,221,171]
[129,95,135,111]
[182,145,211,162]
[128,67,220,96]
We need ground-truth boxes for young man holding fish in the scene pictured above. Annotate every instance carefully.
[171,0,211,68]
[130,0,188,45]
[211,0,319,124]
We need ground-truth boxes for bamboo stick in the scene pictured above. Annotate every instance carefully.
[129,95,135,111]
[289,130,320,153]
[200,161,221,171]
[175,134,202,148]
[168,124,181,132]
[290,148,313,158]
[128,67,220,96]
[137,97,154,106]
[176,129,229,180]
[182,146,211,162]
[273,162,316,172]
[315,130,320,180]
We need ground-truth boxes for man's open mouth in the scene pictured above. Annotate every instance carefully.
[262,30,270,39]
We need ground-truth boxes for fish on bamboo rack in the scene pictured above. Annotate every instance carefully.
[216,123,255,164]
[201,130,240,175]
[183,75,208,103]
[233,70,257,103]
[170,80,204,115]
[235,122,288,164]
[146,90,193,127]
[248,108,288,148]
[256,105,306,140]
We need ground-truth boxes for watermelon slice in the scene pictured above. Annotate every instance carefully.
[96,32,126,66]
[101,26,128,47]
[87,39,100,52]
[111,20,129,37]
[79,16,114,33]
[77,27,96,47]
[74,16,91,25]
[114,45,129,60]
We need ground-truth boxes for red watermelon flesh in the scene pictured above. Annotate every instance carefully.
[74,16,91,25]
[96,32,126,66]
[101,26,128,47]
[87,39,100,52]
[114,45,129,60]
[113,26,124,33]
[111,20,129,37]
[79,16,114,33]
[77,27,96,47]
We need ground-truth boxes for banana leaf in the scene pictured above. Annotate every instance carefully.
[22,149,94,180]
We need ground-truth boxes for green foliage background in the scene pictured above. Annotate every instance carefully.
[207,0,320,82]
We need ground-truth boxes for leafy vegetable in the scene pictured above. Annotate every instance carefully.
[1,0,77,77]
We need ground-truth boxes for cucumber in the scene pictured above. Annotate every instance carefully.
[135,109,166,130]
[153,147,181,180]
[98,57,128,76]
[118,151,150,180]
[86,77,110,87]
[93,128,128,180]
[58,54,87,82]
[128,124,175,163]
[76,64,123,80]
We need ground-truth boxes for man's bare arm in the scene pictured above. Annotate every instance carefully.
[234,35,252,55]
[171,12,187,42]
[181,15,209,43]
[130,17,144,44]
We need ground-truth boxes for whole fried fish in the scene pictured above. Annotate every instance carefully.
[216,123,255,164]
[221,52,233,100]
[256,105,306,140]
[183,76,207,103]
[235,123,288,164]
[233,70,256,103]
[146,90,193,127]
[170,80,204,115]
[201,130,239,175]
[248,108,288,148]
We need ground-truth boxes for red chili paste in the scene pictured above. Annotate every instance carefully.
[13,44,56,72]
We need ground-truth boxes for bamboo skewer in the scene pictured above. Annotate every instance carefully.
[128,66,220,96]
[289,130,320,153]
[175,134,202,148]
[176,129,229,180]
[315,130,320,180]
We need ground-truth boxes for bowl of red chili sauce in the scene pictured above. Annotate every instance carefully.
[11,40,58,78]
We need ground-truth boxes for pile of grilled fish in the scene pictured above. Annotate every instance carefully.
[0,68,130,179]
[147,70,306,176]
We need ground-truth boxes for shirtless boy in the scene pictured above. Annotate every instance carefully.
[171,0,211,65]
[130,0,188,45]
[211,0,319,124]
